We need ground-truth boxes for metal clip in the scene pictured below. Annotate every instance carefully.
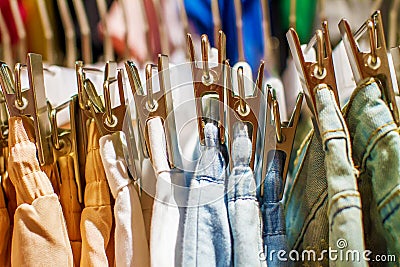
[48,96,83,203]
[0,53,53,166]
[339,11,400,125]
[87,62,126,136]
[261,89,304,199]
[287,21,339,117]
[187,31,226,145]
[226,60,264,170]
[125,55,173,165]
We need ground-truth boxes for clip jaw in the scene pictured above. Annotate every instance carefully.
[125,55,174,166]
[226,60,264,170]
[187,31,226,145]
[0,53,53,166]
[339,11,399,125]
[287,21,339,117]
[261,89,304,199]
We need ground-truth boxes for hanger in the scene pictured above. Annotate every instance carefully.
[178,0,189,36]
[36,0,55,64]
[72,0,93,63]
[0,53,53,166]
[87,62,126,136]
[287,21,339,118]
[125,55,175,166]
[260,0,275,74]
[56,0,77,67]
[234,0,245,62]
[339,10,400,126]
[290,0,296,30]
[9,0,27,62]
[96,0,115,61]
[187,31,226,145]
[389,0,400,49]
[153,0,169,55]
[226,59,264,171]
[48,96,83,203]
[0,10,13,66]
[261,88,303,198]
[211,0,222,46]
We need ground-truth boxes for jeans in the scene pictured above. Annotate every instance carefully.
[315,85,366,267]
[261,150,290,267]
[182,123,232,267]
[227,125,265,267]
[344,78,400,264]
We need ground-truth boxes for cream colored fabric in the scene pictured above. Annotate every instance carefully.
[8,116,73,266]
[100,132,150,267]
[0,178,11,267]
[80,121,114,267]
[58,155,83,266]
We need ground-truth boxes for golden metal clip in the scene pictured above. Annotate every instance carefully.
[187,31,226,145]
[261,89,304,199]
[339,11,399,125]
[226,60,264,170]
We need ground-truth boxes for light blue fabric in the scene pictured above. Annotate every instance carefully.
[182,122,232,267]
[315,85,367,267]
[344,79,400,265]
[261,150,290,267]
[227,124,265,267]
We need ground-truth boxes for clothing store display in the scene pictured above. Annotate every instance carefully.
[344,78,400,260]
[182,122,232,267]
[100,131,150,267]
[0,1,400,266]
[80,120,114,267]
[8,116,73,266]
[227,124,265,267]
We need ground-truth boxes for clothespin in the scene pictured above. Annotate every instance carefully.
[187,31,226,145]
[226,60,264,171]
[125,55,175,166]
[339,11,400,126]
[287,21,339,118]
[48,96,83,203]
[86,62,126,136]
[261,88,303,198]
[0,53,53,166]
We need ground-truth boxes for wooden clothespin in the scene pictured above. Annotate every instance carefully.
[48,96,83,203]
[0,53,53,166]
[261,88,303,198]
[187,31,226,145]
[226,60,264,171]
[287,21,339,118]
[339,11,400,126]
[125,55,175,167]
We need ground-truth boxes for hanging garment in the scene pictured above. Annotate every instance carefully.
[99,131,150,267]
[1,169,15,267]
[343,78,400,261]
[8,116,73,266]
[0,174,11,267]
[58,152,83,266]
[261,150,289,267]
[80,120,114,267]
[141,159,156,243]
[182,122,232,267]
[147,117,184,267]
[227,124,265,267]
[314,85,367,266]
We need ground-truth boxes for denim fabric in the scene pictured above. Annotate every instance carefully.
[315,86,367,266]
[261,150,290,267]
[285,127,329,266]
[182,123,232,267]
[227,125,265,267]
[344,79,400,263]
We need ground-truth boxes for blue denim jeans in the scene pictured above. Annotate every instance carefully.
[344,78,400,264]
[261,150,290,267]
[315,85,367,266]
[182,123,232,267]
[227,125,265,267]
